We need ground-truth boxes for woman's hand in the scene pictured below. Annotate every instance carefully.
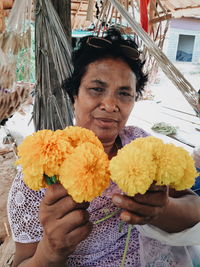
[112,184,169,225]
[39,183,93,263]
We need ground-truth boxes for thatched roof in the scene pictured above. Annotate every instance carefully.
[159,0,200,17]
[71,0,200,29]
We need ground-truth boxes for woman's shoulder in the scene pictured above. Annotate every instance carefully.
[119,125,150,146]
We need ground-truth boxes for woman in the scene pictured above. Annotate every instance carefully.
[8,28,200,266]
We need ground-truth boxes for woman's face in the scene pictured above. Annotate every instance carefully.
[74,58,137,143]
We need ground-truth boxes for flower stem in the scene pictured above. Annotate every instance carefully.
[94,209,120,224]
[118,221,125,233]
[120,224,133,267]
[44,174,57,185]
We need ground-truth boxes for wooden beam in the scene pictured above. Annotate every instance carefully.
[72,1,82,28]
[149,13,172,24]
[174,5,200,11]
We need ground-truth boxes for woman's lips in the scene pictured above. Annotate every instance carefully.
[94,117,118,127]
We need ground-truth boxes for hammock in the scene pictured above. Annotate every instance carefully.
[0,82,33,123]
[34,0,74,131]
[0,0,33,89]
[0,0,34,124]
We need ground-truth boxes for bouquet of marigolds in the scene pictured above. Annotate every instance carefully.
[109,136,198,267]
[16,126,110,203]
[16,131,198,267]
[110,136,198,194]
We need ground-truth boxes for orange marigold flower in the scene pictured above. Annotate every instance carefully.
[59,142,110,203]
[16,129,73,190]
[63,126,104,150]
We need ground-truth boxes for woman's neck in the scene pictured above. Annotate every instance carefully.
[102,136,122,160]
[103,142,116,159]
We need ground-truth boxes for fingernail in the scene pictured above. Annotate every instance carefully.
[113,196,122,204]
[121,214,130,222]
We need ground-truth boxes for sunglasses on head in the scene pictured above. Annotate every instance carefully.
[86,36,140,60]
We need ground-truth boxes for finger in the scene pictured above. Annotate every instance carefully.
[44,184,68,205]
[62,209,91,233]
[112,193,167,210]
[133,190,169,207]
[112,194,162,218]
[44,209,91,236]
[49,196,89,219]
[113,194,162,217]
[148,183,167,192]
[65,221,93,247]
[120,211,154,225]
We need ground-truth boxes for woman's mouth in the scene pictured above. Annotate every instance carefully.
[94,117,118,128]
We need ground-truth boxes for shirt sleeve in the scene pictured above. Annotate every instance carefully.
[7,167,45,243]
[136,223,200,246]
[120,125,150,146]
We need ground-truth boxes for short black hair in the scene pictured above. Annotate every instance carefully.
[63,27,148,103]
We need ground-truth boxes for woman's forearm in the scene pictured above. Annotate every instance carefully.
[17,246,66,267]
[150,194,200,233]
[13,238,70,267]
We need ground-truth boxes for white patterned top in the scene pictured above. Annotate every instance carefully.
[7,126,200,266]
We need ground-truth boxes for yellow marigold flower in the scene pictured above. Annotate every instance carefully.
[63,126,104,150]
[110,141,156,196]
[23,168,46,191]
[110,136,197,196]
[132,136,165,164]
[59,142,110,203]
[155,144,186,186]
[16,129,73,190]
[166,146,198,190]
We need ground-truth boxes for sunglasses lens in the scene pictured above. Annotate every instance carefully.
[87,38,140,60]
[120,45,140,60]
[87,37,112,49]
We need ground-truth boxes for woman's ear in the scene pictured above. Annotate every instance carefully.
[73,95,78,111]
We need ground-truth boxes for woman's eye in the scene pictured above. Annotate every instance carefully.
[89,87,103,92]
[119,91,132,97]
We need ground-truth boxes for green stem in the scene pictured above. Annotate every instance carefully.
[120,224,133,267]
[94,209,120,224]
[44,174,58,185]
[118,221,125,233]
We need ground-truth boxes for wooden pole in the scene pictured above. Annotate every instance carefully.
[34,0,73,130]
[51,0,72,130]
[51,0,71,43]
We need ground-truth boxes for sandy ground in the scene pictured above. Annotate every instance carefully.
[128,62,200,153]
[0,62,199,264]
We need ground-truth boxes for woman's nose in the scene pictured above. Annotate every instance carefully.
[99,95,119,112]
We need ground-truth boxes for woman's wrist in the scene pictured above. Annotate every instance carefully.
[17,237,71,267]
[150,195,200,233]
[34,236,73,266]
